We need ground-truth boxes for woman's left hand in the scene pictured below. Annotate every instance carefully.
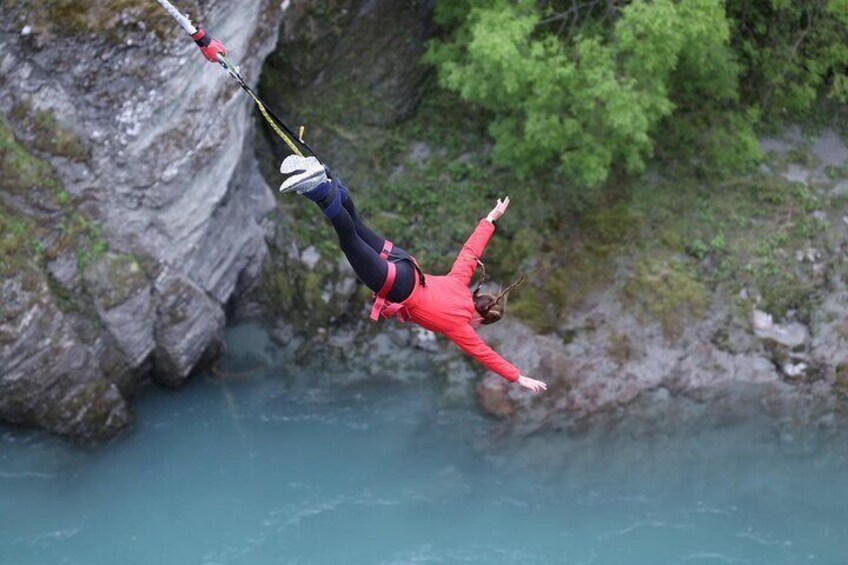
[486,196,510,223]
[517,375,547,393]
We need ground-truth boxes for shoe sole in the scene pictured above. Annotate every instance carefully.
[279,169,326,193]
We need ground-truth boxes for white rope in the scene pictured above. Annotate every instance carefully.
[153,0,197,35]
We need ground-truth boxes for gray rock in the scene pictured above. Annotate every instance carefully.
[85,253,155,368]
[152,270,225,386]
[275,0,433,127]
[47,253,80,291]
[472,292,791,432]
[752,309,808,348]
[97,289,156,368]
[783,362,808,378]
[301,246,322,270]
[0,275,130,441]
[0,1,283,440]
[810,291,848,377]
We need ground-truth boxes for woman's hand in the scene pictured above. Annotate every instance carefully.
[517,375,547,393]
[486,196,511,223]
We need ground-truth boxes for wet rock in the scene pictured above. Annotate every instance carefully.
[152,270,225,387]
[782,362,808,379]
[46,253,80,291]
[476,378,514,418]
[752,309,807,348]
[0,275,130,441]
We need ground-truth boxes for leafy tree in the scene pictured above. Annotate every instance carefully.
[427,0,754,185]
[427,0,847,185]
[727,0,848,118]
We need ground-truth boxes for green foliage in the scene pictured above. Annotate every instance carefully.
[0,203,46,294]
[427,0,760,185]
[260,2,847,337]
[0,118,52,280]
[59,213,109,272]
[428,0,847,182]
[579,202,642,254]
[726,0,848,118]
[0,114,107,278]
[0,116,58,195]
[0,206,30,277]
[758,268,819,323]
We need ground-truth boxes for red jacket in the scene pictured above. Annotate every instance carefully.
[401,219,521,382]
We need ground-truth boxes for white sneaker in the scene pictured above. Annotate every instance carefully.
[279,155,328,194]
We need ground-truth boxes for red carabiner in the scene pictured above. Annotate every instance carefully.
[191,27,227,63]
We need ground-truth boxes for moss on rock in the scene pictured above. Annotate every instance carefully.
[9,0,196,41]
[0,206,32,277]
[60,379,130,440]
[84,253,148,310]
[0,115,59,196]
[579,202,643,256]
[260,211,358,330]
[10,101,90,162]
[624,257,708,339]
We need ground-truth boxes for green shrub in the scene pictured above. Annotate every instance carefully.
[427,0,761,185]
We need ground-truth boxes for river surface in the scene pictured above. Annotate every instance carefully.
[1,325,847,564]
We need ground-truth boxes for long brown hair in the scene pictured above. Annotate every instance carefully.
[472,260,525,325]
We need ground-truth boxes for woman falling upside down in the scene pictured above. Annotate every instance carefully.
[278,155,548,393]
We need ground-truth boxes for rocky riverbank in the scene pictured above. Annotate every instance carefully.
[474,129,848,437]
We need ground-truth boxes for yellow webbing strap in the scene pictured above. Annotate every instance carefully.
[217,55,304,158]
[244,89,304,157]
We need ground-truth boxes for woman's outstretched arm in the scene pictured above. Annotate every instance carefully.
[447,197,511,284]
[448,324,519,381]
[447,324,547,392]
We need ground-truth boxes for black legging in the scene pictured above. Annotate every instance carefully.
[327,194,416,303]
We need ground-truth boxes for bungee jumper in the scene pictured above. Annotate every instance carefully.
[280,157,547,392]
[155,1,548,393]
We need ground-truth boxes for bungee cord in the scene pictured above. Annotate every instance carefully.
[153,0,319,161]
[153,0,197,34]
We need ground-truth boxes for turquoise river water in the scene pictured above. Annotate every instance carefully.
[1,325,847,564]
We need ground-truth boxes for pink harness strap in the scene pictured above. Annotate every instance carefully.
[369,240,413,322]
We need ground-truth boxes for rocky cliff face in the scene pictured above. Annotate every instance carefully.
[0,1,281,440]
